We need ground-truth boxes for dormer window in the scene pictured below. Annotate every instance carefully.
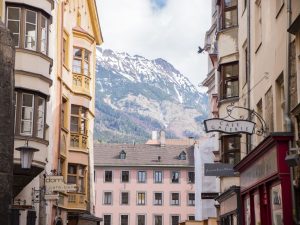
[179,151,186,160]
[119,150,126,159]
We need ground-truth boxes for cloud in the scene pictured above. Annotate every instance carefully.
[96,0,211,88]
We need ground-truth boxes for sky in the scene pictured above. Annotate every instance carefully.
[96,0,211,88]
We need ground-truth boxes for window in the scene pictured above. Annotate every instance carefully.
[21,93,34,136]
[15,91,46,138]
[36,97,45,138]
[103,192,112,205]
[178,151,186,160]
[171,171,180,183]
[6,6,49,53]
[40,15,47,54]
[220,62,239,99]
[154,192,163,205]
[138,171,146,183]
[104,215,111,225]
[154,215,162,225]
[154,171,162,183]
[119,150,126,159]
[188,193,195,206]
[70,105,88,147]
[137,192,146,205]
[105,171,112,182]
[222,0,238,29]
[61,98,67,129]
[255,0,262,50]
[188,215,195,220]
[221,135,241,165]
[171,193,180,205]
[7,7,20,47]
[70,105,87,134]
[121,171,129,183]
[121,192,129,205]
[120,215,128,225]
[67,164,85,193]
[188,171,195,183]
[72,47,90,76]
[137,215,146,225]
[171,216,180,225]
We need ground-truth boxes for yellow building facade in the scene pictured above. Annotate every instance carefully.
[50,0,103,224]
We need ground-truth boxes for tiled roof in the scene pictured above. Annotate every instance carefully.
[94,143,194,167]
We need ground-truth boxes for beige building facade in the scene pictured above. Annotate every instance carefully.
[202,0,300,224]
[1,0,103,224]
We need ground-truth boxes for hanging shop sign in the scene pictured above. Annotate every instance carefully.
[201,192,219,199]
[204,163,235,177]
[204,118,255,134]
[45,176,77,192]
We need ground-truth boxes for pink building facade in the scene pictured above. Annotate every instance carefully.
[94,143,196,225]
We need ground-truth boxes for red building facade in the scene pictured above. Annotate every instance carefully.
[235,133,293,225]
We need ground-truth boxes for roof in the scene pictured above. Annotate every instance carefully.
[94,143,194,167]
[145,138,196,146]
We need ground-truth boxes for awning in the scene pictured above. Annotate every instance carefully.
[288,14,300,35]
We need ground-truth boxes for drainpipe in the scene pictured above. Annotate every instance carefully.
[246,0,251,154]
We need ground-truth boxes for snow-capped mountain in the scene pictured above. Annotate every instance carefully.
[94,48,208,143]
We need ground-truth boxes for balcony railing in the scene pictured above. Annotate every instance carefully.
[67,193,87,210]
[72,73,91,96]
[70,133,88,149]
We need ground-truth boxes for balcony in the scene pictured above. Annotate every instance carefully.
[70,133,88,149]
[67,193,87,210]
[72,73,91,97]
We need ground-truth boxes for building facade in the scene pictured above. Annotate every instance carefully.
[0,0,54,224]
[50,1,103,225]
[202,0,300,224]
[0,0,103,224]
[94,137,196,225]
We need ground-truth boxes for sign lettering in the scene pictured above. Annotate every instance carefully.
[45,176,77,192]
[204,118,255,134]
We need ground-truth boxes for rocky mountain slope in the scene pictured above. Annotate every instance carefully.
[94,48,208,143]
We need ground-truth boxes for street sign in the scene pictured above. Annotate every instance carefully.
[201,192,219,199]
[204,163,235,177]
[45,176,77,192]
[44,194,59,200]
[204,118,255,134]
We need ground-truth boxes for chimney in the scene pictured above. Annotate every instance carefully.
[152,131,158,140]
[160,130,165,147]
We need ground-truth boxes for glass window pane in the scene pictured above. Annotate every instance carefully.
[41,16,47,54]
[73,48,82,57]
[70,116,79,133]
[121,215,128,225]
[37,97,45,138]
[224,9,238,28]
[67,175,76,184]
[138,215,145,225]
[72,59,81,74]
[21,94,34,135]
[8,7,20,20]
[71,105,80,115]
[104,215,111,225]
[25,10,37,50]
[154,216,162,225]
[78,177,84,193]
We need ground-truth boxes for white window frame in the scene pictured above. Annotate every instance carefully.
[36,97,45,138]
[25,9,37,50]
[6,7,21,47]
[20,93,34,136]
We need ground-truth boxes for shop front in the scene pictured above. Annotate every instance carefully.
[215,186,241,225]
[234,133,293,225]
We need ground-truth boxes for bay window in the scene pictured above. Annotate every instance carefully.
[67,164,86,193]
[72,48,90,76]
[6,6,49,54]
[220,62,239,99]
[70,105,88,148]
[221,135,241,165]
[15,91,46,139]
[222,0,238,29]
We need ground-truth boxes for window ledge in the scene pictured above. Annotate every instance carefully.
[16,48,53,65]
[218,97,239,106]
[15,135,49,146]
[217,26,238,37]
